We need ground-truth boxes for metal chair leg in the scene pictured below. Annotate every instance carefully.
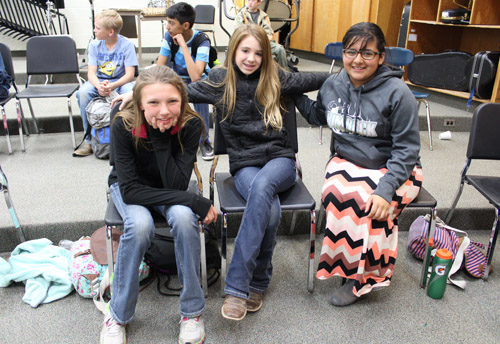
[1,166,25,242]
[220,212,227,295]
[483,209,500,281]
[199,223,208,296]
[105,225,114,280]
[445,163,470,223]
[418,99,432,151]
[308,209,316,293]
[1,106,13,154]
[26,99,40,134]
[289,210,297,235]
[67,97,76,149]
[15,100,26,152]
[317,204,325,235]
[420,206,437,288]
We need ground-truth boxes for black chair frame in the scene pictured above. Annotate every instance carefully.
[15,35,81,149]
[0,42,25,154]
[445,102,500,281]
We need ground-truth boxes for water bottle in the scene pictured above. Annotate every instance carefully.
[427,248,453,299]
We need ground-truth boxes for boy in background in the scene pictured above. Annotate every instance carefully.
[235,0,288,69]
[157,2,214,161]
[74,9,137,157]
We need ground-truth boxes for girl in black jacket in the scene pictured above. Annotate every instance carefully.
[103,66,217,344]
[187,24,328,321]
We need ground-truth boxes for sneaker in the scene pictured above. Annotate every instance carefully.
[73,143,93,157]
[200,140,214,161]
[179,315,205,344]
[100,313,126,344]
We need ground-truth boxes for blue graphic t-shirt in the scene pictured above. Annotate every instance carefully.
[88,34,138,81]
[159,30,210,81]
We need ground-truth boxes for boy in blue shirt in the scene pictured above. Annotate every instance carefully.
[74,9,138,157]
[157,2,214,161]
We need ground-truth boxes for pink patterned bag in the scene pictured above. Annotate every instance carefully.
[69,228,149,298]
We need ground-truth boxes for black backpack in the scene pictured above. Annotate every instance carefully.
[144,225,221,296]
[166,31,218,69]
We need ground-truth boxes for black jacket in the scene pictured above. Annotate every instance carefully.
[108,116,212,219]
[188,67,329,174]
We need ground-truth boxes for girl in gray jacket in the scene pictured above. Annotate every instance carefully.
[295,22,422,306]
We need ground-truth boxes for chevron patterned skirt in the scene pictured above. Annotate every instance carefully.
[316,156,423,296]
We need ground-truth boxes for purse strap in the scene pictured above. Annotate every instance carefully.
[93,267,111,314]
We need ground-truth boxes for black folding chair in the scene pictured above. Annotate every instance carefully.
[103,102,209,294]
[0,42,25,154]
[15,35,81,149]
[209,99,317,293]
[445,102,500,281]
[194,4,217,47]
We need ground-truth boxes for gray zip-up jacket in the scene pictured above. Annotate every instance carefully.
[295,65,421,202]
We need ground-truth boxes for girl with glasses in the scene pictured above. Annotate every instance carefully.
[295,22,422,306]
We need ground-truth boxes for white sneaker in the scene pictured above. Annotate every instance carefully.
[179,315,205,344]
[100,313,126,344]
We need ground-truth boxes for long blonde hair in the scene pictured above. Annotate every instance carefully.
[117,65,203,147]
[221,24,283,130]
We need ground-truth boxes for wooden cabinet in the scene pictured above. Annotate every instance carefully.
[405,0,500,103]
[290,0,408,53]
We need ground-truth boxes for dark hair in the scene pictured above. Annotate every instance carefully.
[342,22,386,53]
[166,2,196,28]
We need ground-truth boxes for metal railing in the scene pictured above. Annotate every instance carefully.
[0,0,69,41]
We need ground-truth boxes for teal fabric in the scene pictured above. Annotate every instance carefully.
[0,238,73,307]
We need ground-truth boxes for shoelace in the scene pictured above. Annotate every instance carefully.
[106,316,123,335]
[180,317,199,330]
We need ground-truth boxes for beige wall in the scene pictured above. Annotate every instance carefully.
[291,0,408,53]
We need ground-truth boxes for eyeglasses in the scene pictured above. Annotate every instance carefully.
[343,49,381,60]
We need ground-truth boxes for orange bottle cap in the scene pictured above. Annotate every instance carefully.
[436,248,452,260]
[428,238,434,246]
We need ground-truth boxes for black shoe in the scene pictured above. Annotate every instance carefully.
[201,140,214,161]
[330,279,359,307]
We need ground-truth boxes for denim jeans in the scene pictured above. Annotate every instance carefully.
[76,80,135,143]
[224,157,296,299]
[109,182,205,324]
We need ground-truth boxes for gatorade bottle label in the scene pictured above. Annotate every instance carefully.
[434,264,447,276]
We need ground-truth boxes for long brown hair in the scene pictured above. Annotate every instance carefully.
[220,23,283,130]
[117,65,203,147]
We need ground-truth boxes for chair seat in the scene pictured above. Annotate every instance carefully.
[467,175,500,209]
[215,172,316,213]
[412,90,429,99]
[0,92,15,106]
[16,84,79,99]
[408,186,437,208]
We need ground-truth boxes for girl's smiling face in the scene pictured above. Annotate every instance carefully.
[234,35,263,75]
[343,38,385,88]
[140,83,181,132]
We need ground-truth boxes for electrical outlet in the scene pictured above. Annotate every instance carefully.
[444,119,456,127]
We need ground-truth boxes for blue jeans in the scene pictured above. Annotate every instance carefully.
[109,182,205,323]
[224,157,296,299]
[76,80,135,143]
